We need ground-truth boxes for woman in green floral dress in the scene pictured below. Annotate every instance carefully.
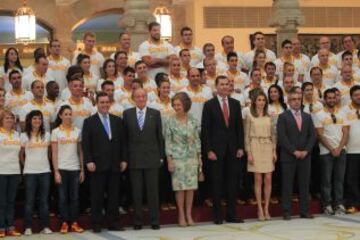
[165,92,202,227]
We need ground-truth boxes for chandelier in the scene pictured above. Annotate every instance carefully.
[154,5,172,40]
[15,0,36,44]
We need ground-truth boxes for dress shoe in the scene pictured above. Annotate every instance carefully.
[283,214,291,220]
[300,213,314,219]
[133,225,142,230]
[226,218,244,223]
[93,226,102,233]
[108,225,125,231]
[151,225,160,230]
[214,220,223,225]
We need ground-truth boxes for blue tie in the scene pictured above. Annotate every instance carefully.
[137,110,144,130]
[102,114,110,138]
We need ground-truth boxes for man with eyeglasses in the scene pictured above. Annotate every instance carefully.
[277,87,316,220]
[343,85,360,214]
[313,88,349,216]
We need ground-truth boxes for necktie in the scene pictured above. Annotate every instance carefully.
[295,111,302,131]
[102,114,110,138]
[138,110,144,130]
[222,97,229,127]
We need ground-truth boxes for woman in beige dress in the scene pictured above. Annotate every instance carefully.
[245,90,277,221]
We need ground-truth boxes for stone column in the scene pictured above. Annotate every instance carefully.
[269,0,305,56]
[119,0,155,49]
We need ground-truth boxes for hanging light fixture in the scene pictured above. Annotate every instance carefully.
[154,3,172,40]
[15,0,36,44]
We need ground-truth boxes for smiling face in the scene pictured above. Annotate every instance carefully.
[133,88,148,109]
[31,115,43,130]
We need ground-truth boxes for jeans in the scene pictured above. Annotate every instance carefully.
[0,174,21,231]
[57,170,80,224]
[24,173,51,228]
[321,150,346,207]
[346,154,360,207]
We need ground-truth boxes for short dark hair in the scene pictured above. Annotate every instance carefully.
[77,54,90,65]
[35,54,47,64]
[301,82,313,92]
[310,66,323,76]
[226,52,238,62]
[264,62,276,70]
[180,26,192,36]
[66,65,84,82]
[131,78,143,87]
[101,80,114,90]
[281,39,292,48]
[155,72,169,88]
[171,92,192,113]
[96,91,109,102]
[250,68,261,77]
[123,66,135,76]
[215,75,227,86]
[46,80,58,89]
[114,51,127,60]
[148,21,160,31]
[33,48,44,59]
[324,88,337,99]
[350,85,360,96]
[8,69,21,80]
[342,35,355,44]
[202,43,214,53]
[341,50,353,60]
[221,35,234,45]
[31,80,43,89]
[179,48,190,57]
[118,32,129,39]
[135,60,145,69]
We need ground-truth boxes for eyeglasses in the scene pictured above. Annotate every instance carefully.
[356,110,360,120]
[330,113,337,124]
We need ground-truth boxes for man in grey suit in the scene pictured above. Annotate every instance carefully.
[123,88,164,230]
[277,87,317,220]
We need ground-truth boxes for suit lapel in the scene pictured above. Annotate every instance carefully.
[95,114,110,139]
[142,108,151,131]
[109,114,116,137]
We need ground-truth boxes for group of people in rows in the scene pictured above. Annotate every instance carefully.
[0,20,360,237]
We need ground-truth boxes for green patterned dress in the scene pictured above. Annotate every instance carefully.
[165,115,201,191]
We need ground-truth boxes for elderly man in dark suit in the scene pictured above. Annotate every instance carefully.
[277,87,317,220]
[82,92,127,233]
[123,87,164,230]
[201,75,245,225]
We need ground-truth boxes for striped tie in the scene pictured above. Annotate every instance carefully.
[138,110,144,130]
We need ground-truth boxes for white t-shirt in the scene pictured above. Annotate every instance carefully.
[57,97,95,130]
[109,102,124,117]
[51,126,81,171]
[48,55,71,91]
[181,85,213,123]
[72,50,105,77]
[0,129,21,174]
[333,80,360,106]
[83,72,99,92]
[111,51,141,68]
[343,103,360,153]
[5,89,33,118]
[243,49,276,69]
[310,52,338,68]
[20,100,56,131]
[21,132,51,174]
[274,57,304,83]
[302,100,324,120]
[23,70,55,91]
[168,74,189,93]
[294,54,311,72]
[225,69,250,92]
[138,39,175,78]
[215,51,245,70]
[174,44,204,67]
[309,64,339,86]
[314,107,349,155]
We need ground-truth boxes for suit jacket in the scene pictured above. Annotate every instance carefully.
[82,113,125,172]
[277,109,317,162]
[123,107,164,169]
[201,97,244,159]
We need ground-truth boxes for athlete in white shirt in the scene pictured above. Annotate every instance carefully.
[101,81,124,117]
[0,47,24,92]
[215,35,245,71]
[110,32,140,68]
[97,59,123,91]
[168,57,188,93]
[23,55,54,91]
[311,36,338,68]
[174,27,203,67]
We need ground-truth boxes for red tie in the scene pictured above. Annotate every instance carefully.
[295,111,302,131]
[222,97,229,127]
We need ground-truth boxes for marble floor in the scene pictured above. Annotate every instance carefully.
[15,213,360,240]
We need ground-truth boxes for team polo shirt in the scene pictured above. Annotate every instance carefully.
[58,97,95,130]
[111,51,141,68]
[0,129,21,174]
[20,100,55,131]
[274,57,304,83]
[109,102,124,117]
[23,71,55,91]
[138,39,175,78]
[268,103,286,117]
[336,49,359,69]
[225,69,250,92]
[314,107,349,155]
[317,64,339,86]
[169,74,189,93]
[114,87,132,104]
[302,100,324,119]
[51,126,81,171]
[181,85,213,123]
[149,97,175,117]
[48,55,71,91]
[310,52,338,68]
[5,89,33,117]
[215,51,245,70]
[174,44,203,67]
[294,53,311,72]
[21,132,51,174]
[83,72,99,92]
[141,78,158,95]
[333,80,359,106]
[72,50,105,77]
[243,49,276,69]
[343,103,360,154]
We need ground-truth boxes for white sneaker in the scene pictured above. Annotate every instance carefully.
[323,205,334,215]
[40,228,53,234]
[335,204,346,215]
[24,228,32,236]
[119,206,128,215]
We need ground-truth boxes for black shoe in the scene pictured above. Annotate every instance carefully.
[93,226,102,233]
[214,220,223,225]
[226,218,244,223]
[108,225,125,231]
[133,225,142,230]
[151,224,160,230]
[283,214,291,220]
[300,213,314,219]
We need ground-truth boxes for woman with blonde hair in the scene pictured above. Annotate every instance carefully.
[245,91,277,221]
